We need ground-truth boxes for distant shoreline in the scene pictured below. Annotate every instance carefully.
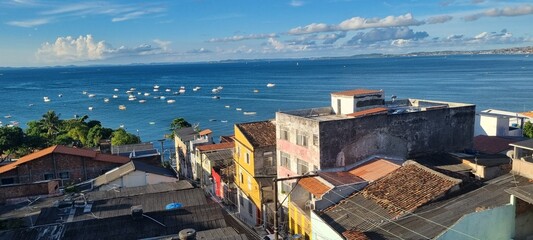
[1,46,531,70]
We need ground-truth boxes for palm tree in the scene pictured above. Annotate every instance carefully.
[41,110,61,138]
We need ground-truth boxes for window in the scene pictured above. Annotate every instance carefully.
[240,172,244,184]
[313,134,319,146]
[59,172,70,179]
[281,182,292,194]
[264,152,273,166]
[248,201,253,216]
[246,152,250,164]
[297,159,309,175]
[296,131,308,147]
[44,173,54,180]
[1,178,15,185]
[280,152,290,168]
[281,129,289,140]
[239,193,244,206]
[247,177,252,190]
[236,146,240,158]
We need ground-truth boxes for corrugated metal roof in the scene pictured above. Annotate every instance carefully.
[331,89,383,97]
[319,171,365,187]
[348,159,401,182]
[298,177,332,198]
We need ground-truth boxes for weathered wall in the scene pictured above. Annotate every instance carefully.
[512,160,533,179]
[311,211,344,240]
[436,204,515,240]
[319,105,475,168]
[515,197,533,239]
[0,180,59,204]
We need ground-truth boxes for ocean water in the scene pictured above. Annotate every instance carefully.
[1,55,532,149]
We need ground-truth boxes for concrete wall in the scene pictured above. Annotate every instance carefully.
[515,198,533,239]
[311,210,344,240]
[331,95,354,115]
[318,105,475,168]
[237,187,259,227]
[512,159,533,179]
[98,171,176,190]
[436,204,515,240]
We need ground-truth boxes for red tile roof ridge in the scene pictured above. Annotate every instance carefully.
[345,107,388,118]
[196,142,235,151]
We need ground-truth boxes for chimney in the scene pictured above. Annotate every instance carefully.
[131,205,143,220]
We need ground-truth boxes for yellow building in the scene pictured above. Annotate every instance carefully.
[233,121,277,227]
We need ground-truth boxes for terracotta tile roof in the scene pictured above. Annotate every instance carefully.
[235,121,276,148]
[346,107,388,118]
[520,111,533,118]
[319,171,365,187]
[196,142,235,152]
[348,159,401,182]
[331,89,383,97]
[360,162,461,216]
[342,229,370,240]
[219,135,235,143]
[298,177,332,198]
[199,129,212,136]
[473,135,518,154]
[0,145,129,174]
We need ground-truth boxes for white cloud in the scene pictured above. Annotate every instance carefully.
[268,38,286,50]
[6,18,50,27]
[346,27,429,45]
[112,8,165,22]
[391,39,411,47]
[208,33,278,42]
[288,13,423,35]
[290,0,304,7]
[463,4,533,21]
[153,39,171,51]
[425,15,453,24]
[187,48,212,54]
[36,35,108,62]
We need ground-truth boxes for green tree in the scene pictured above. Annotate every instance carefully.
[87,125,104,147]
[111,128,141,146]
[67,125,89,145]
[0,126,24,161]
[524,121,533,138]
[170,118,192,131]
[41,110,61,138]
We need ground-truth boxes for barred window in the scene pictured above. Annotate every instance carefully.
[313,134,318,146]
[264,151,273,166]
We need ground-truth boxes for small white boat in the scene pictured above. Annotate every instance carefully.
[43,96,50,102]
[128,96,136,101]
[217,86,223,90]
[28,103,34,107]
[88,106,94,111]
[4,115,11,119]
[119,105,126,110]
[221,120,228,123]
[114,88,119,92]
[126,90,133,94]
[165,88,172,92]
[139,100,146,103]
[235,108,242,111]
[149,122,156,125]
[253,89,259,93]
[225,105,230,108]
[130,87,136,91]
[212,96,220,99]
[58,94,63,97]
[144,92,150,96]
[153,85,160,89]
[82,91,88,95]
[160,96,166,100]
[267,83,275,88]
[167,99,176,104]
[193,86,201,91]
[104,98,110,103]
[137,92,141,95]
[88,94,96,98]
[119,124,125,128]
[244,112,257,115]
[211,88,220,93]
[153,88,159,92]
[112,95,118,99]
[178,86,186,94]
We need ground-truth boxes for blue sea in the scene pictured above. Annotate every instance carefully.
[1,55,532,150]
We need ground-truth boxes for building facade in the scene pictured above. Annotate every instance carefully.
[233,121,277,227]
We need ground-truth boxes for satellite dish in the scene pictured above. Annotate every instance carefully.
[391,95,397,102]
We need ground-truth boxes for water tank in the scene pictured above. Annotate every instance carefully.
[178,228,196,240]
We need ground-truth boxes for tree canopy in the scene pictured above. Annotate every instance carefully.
[0,111,140,161]
[524,121,533,138]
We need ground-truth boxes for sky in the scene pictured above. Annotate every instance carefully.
[0,0,532,67]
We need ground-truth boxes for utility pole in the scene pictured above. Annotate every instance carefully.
[158,139,165,164]
[273,173,318,240]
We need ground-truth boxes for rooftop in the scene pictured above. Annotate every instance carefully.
[236,121,276,148]
[345,107,388,118]
[93,161,177,188]
[196,142,235,152]
[347,158,401,182]
[174,127,198,142]
[331,89,383,97]
[298,177,332,198]
[520,111,533,118]
[0,145,129,174]
[510,138,533,151]
[320,161,462,234]
[370,174,531,239]
[473,135,525,154]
